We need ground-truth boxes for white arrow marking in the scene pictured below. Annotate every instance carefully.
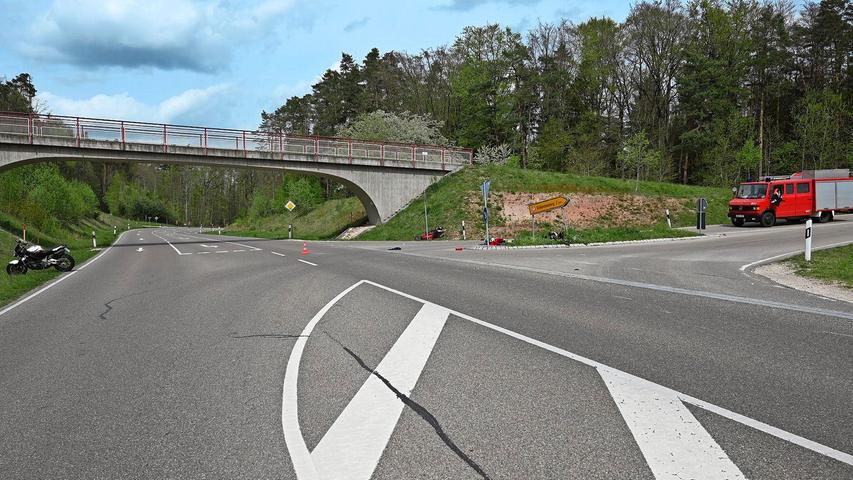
[136,247,144,252]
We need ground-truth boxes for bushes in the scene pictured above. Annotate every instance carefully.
[0,163,98,230]
[104,173,175,223]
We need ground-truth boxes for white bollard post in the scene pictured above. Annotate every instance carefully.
[113,226,117,235]
[804,219,812,261]
[462,220,466,240]
[665,209,672,229]
[92,231,97,249]
[218,227,222,235]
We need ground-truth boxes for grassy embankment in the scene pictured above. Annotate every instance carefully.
[359,164,731,243]
[785,244,853,288]
[222,197,366,240]
[0,212,157,308]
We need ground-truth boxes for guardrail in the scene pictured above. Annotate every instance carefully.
[0,111,473,169]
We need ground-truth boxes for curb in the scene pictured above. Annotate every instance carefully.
[467,233,725,251]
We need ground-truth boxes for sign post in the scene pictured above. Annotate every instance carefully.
[804,219,812,261]
[22,224,26,242]
[285,200,296,239]
[482,180,490,245]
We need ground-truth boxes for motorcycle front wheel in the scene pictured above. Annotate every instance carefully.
[54,254,75,272]
[6,263,27,275]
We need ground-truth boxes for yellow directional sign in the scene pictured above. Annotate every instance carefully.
[528,196,569,215]
[285,200,296,212]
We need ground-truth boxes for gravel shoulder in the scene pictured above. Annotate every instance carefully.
[754,262,853,304]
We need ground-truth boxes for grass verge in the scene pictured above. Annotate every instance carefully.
[224,197,366,240]
[785,244,853,288]
[359,164,731,241]
[509,223,697,246]
[0,213,154,308]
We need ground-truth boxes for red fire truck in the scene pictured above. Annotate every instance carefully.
[728,169,853,227]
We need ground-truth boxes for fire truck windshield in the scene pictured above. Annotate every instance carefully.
[736,184,768,199]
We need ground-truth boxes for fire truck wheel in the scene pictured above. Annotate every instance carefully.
[818,211,833,223]
[759,211,776,227]
[731,218,745,227]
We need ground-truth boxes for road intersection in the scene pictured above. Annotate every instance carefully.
[0,220,851,478]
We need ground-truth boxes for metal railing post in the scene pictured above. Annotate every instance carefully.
[163,124,168,153]
[203,128,208,155]
[411,145,416,167]
[380,143,385,166]
[348,140,352,164]
[441,148,445,170]
[279,132,284,157]
[242,131,247,158]
[120,121,126,149]
[28,112,33,144]
[75,117,80,147]
[314,137,319,160]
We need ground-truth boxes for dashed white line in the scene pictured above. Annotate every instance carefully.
[197,251,210,255]
[232,249,245,252]
[271,252,286,257]
[215,251,228,254]
[297,259,317,267]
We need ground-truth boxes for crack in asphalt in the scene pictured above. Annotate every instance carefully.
[325,332,492,480]
[98,289,156,320]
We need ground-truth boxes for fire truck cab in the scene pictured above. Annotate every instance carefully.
[728,169,853,227]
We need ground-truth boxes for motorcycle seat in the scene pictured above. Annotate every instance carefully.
[50,246,65,253]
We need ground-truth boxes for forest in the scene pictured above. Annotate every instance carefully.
[1,0,851,229]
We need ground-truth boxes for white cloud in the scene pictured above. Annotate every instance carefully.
[39,84,236,126]
[22,0,297,72]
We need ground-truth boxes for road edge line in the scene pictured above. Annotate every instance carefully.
[0,230,128,318]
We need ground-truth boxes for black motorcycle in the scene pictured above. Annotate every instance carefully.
[6,240,75,275]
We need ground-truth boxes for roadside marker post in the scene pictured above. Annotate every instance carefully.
[481,180,490,245]
[804,219,813,261]
[22,224,26,242]
[113,226,117,235]
[696,198,707,230]
[92,231,97,249]
[461,220,466,240]
[665,209,672,229]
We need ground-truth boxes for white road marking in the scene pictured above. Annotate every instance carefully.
[182,232,261,251]
[311,303,450,480]
[201,244,216,248]
[282,280,853,478]
[136,247,144,252]
[599,368,746,479]
[391,251,853,320]
[361,280,853,466]
[232,249,245,252]
[271,252,286,257]
[151,231,191,256]
[739,239,853,271]
[282,283,365,480]
[197,252,210,255]
[0,231,127,317]
[612,295,632,300]
[215,251,228,254]
[297,259,317,267]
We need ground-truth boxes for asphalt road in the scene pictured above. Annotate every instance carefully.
[0,220,851,479]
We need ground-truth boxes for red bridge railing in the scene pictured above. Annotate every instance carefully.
[0,111,473,169]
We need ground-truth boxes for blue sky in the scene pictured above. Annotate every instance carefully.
[0,0,630,130]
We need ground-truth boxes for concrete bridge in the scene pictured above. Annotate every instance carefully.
[0,112,472,224]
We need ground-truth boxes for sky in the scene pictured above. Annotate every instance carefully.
[0,0,631,130]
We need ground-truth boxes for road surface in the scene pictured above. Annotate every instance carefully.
[1,219,851,479]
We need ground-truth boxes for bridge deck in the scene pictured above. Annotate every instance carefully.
[0,111,471,171]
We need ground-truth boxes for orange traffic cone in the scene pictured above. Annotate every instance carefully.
[301,241,311,255]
